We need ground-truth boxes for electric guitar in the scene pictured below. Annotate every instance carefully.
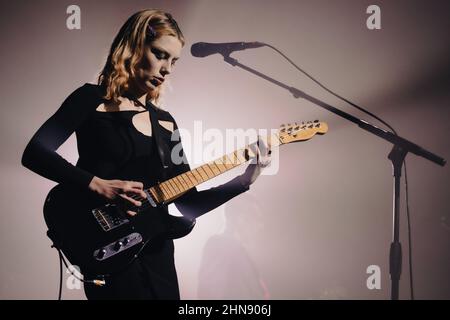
[43,121,328,277]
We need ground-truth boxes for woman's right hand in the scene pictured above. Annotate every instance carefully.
[88,176,147,216]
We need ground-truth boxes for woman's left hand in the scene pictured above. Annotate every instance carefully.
[239,136,272,187]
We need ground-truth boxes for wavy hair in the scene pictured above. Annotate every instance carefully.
[98,9,185,105]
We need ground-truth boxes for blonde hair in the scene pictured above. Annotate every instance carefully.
[98,9,185,105]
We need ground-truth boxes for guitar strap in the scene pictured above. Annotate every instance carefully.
[146,102,172,182]
[129,97,172,182]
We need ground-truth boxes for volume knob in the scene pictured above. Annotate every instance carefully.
[97,248,107,259]
[114,241,124,251]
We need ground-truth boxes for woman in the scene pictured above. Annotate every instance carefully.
[21,9,268,300]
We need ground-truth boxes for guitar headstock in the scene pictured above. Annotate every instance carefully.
[277,120,328,145]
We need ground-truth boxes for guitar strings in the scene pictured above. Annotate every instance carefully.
[118,133,287,213]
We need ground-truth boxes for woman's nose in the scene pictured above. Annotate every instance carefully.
[161,62,172,76]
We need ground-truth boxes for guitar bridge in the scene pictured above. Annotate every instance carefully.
[92,204,129,232]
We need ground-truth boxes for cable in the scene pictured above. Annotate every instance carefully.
[261,43,415,299]
[53,246,106,300]
[58,249,63,300]
[262,43,398,135]
[404,163,415,300]
[60,251,106,285]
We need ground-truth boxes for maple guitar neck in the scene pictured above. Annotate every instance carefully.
[147,138,273,205]
[144,120,328,205]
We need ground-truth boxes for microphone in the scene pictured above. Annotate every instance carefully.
[191,41,265,58]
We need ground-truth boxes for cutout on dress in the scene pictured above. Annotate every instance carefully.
[95,103,174,137]
[95,103,147,112]
[158,120,174,133]
[132,111,152,137]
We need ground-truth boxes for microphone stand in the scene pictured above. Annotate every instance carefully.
[221,54,446,300]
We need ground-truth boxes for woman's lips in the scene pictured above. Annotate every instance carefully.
[150,77,163,86]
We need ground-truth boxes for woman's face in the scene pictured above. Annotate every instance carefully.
[132,35,182,93]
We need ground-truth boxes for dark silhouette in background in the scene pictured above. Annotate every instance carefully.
[198,193,270,299]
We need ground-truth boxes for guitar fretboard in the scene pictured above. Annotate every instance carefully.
[146,141,264,204]
[139,119,327,205]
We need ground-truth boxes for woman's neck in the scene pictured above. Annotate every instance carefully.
[134,93,147,106]
[125,82,151,106]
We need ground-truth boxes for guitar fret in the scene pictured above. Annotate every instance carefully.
[201,165,213,178]
[235,149,244,163]
[204,164,215,177]
[175,176,187,191]
[149,188,162,203]
[198,167,209,180]
[226,152,235,165]
[155,184,169,202]
[181,173,194,188]
[167,178,181,195]
[233,150,243,164]
[158,183,168,196]
[168,179,180,193]
[209,162,221,176]
[166,182,177,197]
[159,181,170,196]
[177,175,188,189]
[214,159,226,173]
[186,171,197,186]
[193,169,204,182]
[222,155,235,169]
[150,186,160,203]
[181,174,192,189]
[171,177,181,192]
[163,181,175,196]
[160,183,172,199]
[228,152,239,166]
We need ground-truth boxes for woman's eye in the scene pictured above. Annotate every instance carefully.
[151,49,165,60]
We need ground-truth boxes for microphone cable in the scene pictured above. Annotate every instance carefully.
[260,42,414,299]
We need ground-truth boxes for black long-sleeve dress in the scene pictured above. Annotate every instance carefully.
[21,83,249,299]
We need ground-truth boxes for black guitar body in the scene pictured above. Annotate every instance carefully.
[43,184,195,277]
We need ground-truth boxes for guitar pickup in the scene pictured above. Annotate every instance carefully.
[92,204,129,232]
